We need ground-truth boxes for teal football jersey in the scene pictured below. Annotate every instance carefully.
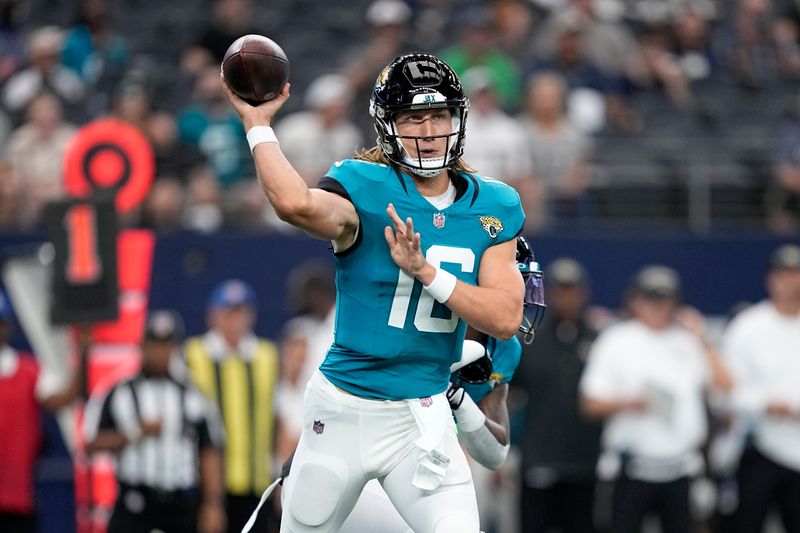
[318,159,525,400]
[459,336,522,403]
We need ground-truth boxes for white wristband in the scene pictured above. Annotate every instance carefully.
[246,126,279,152]
[453,391,486,432]
[423,267,457,303]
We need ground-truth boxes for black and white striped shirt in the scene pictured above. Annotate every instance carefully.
[84,371,225,491]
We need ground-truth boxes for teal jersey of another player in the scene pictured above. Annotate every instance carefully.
[318,159,525,400]
[458,336,522,404]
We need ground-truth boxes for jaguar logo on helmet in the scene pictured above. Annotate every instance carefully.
[479,216,504,239]
[377,65,390,85]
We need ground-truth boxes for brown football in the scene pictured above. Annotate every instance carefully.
[221,35,290,105]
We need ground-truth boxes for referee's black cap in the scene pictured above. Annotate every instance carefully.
[144,310,184,342]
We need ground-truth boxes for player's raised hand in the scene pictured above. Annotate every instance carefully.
[384,203,430,279]
[220,74,290,129]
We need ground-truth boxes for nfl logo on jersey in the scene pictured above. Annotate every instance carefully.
[433,213,445,229]
[313,420,325,434]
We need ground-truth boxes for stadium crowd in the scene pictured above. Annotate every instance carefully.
[0,0,800,232]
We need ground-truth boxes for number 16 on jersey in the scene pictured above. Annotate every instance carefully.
[387,245,475,334]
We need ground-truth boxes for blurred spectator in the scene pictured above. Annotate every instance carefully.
[274,74,363,185]
[178,65,249,188]
[636,29,694,109]
[187,0,258,66]
[491,0,539,62]
[275,261,336,465]
[439,5,522,110]
[4,91,76,229]
[535,0,644,80]
[460,66,530,183]
[0,0,26,86]
[107,77,153,132]
[0,291,86,533]
[84,310,226,533]
[140,111,219,232]
[527,12,636,132]
[672,8,720,84]
[713,0,800,89]
[512,258,603,533]
[769,97,800,232]
[720,244,800,533]
[519,72,592,229]
[2,26,85,119]
[61,0,129,97]
[184,280,283,533]
[580,265,732,533]
[343,0,413,137]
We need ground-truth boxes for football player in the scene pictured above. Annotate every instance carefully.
[335,236,545,532]
[224,53,525,532]
[245,238,545,532]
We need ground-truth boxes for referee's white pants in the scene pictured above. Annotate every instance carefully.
[280,371,479,533]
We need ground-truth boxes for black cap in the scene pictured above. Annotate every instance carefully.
[769,244,800,271]
[546,258,588,287]
[629,265,681,300]
[144,310,184,342]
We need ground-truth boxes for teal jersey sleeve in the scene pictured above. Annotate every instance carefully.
[459,336,522,404]
[318,161,525,400]
[472,176,525,246]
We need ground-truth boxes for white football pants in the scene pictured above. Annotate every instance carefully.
[280,371,479,533]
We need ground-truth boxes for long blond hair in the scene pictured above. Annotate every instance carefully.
[354,146,476,174]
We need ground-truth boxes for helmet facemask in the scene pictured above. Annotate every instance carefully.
[516,236,546,344]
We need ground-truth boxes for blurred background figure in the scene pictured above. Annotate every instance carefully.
[343,0,413,138]
[187,0,258,66]
[720,244,800,533]
[184,280,282,533]
[770,95,800,233]
[3,91,75,229]
[580,266,732,533]
[140,110,215,232]
[512,258,602,533]
[519,72,592,230]
[460,66,530,184]
[274,261,336,465]
[177,64,248,190]
[61,0,130,116]
[440,4,522,110]
[84,310,226,533]
[0,290,84,533]
[274,73,363,186]
[2,26,85,121]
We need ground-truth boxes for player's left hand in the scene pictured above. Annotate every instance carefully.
[384,203,432,281]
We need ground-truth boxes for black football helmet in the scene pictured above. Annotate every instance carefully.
[370,53,469,178]
[517,236,546,344]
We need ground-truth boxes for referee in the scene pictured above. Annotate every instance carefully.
[84,310,226,533]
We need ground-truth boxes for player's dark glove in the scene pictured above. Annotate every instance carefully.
[446,382,466,410]
[458,347,493,384]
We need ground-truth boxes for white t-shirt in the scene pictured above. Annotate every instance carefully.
[580,320,710,478]
[721,300,800,471]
